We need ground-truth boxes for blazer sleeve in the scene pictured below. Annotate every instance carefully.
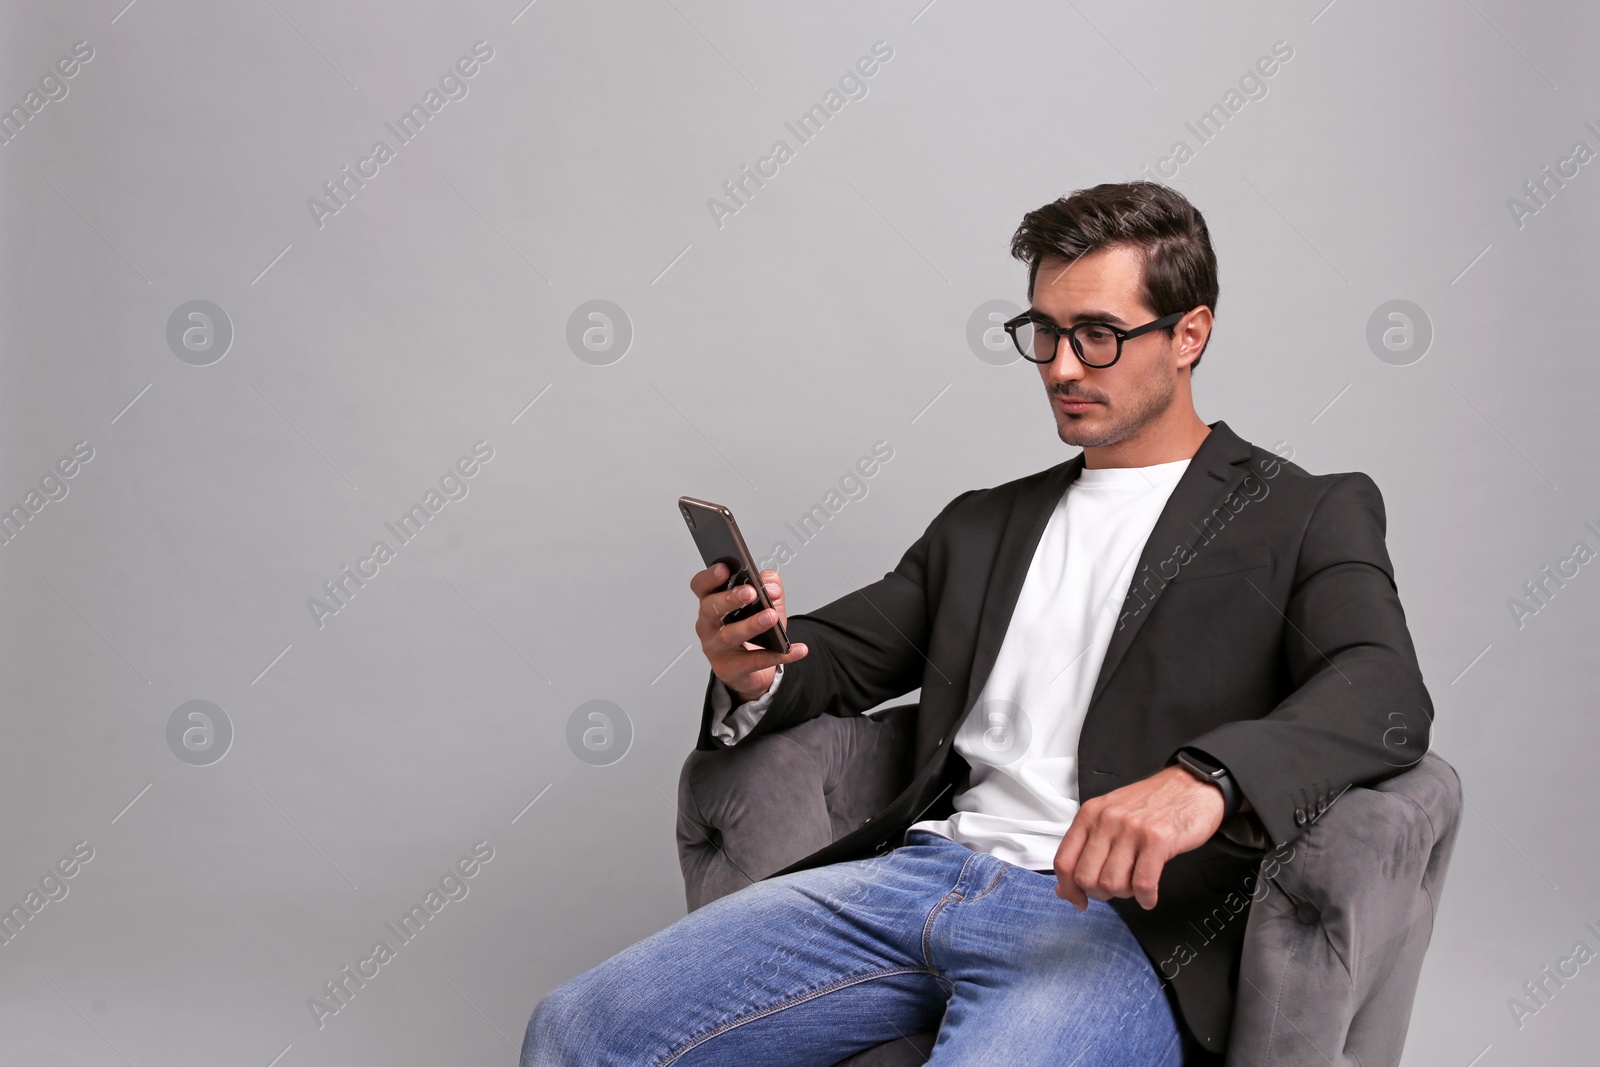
[694,488,975,751]
[1176,472,1434,848]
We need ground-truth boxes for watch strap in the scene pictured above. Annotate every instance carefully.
[1174,748,1242,822]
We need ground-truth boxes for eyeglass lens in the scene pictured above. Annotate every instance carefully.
[1013,320,1120,366]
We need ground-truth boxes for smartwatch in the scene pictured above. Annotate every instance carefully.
[1173,747,1241,822]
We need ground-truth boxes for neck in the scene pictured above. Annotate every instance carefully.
[1082,410,1211,469]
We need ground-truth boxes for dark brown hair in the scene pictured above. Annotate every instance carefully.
[1010,181,1219,370]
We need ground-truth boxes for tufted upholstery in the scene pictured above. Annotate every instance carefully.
[676,705,1460,1066]
[1224,747,1460,1066]
[677,704,919,913]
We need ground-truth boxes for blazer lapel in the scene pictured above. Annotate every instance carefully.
[959,452,1083,721]
[959,420,1257,722]
[1090,419,1256,706]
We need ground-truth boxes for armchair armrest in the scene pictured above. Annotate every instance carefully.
[676,705,917,911]
[1225,750,1463,1067]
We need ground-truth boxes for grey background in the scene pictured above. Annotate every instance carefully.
[1,0,1596,1063]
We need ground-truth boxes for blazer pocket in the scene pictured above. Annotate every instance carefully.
[1169,544,1273,582]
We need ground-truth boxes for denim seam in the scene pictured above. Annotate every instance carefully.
[964,865,1006,903]
[920,850,980,977]
[655,965,938,1067]
[919,896,956,993]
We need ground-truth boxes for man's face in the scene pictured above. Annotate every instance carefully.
[1030,245,1186,449]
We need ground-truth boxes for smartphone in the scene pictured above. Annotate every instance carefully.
[678,496,791,654]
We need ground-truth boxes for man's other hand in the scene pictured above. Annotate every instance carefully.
[1053,765,1225,912]
[692,562,808,703]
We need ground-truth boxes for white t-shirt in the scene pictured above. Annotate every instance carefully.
[711,458,1191,872]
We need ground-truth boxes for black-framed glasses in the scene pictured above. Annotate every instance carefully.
[1002,310,1188,368]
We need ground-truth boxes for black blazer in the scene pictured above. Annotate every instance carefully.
[695,418,1434,1054]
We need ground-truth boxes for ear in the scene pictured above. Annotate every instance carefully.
[1175,307,1213,369]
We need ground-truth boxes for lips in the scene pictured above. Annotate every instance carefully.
[1056,396,1098,411]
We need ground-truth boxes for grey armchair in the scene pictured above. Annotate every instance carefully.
[676,703,1462,1066]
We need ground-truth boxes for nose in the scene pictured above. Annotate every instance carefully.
[1042,344,1086,388]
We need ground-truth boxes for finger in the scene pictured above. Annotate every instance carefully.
[696,577,757,628]
[733,642,808,673]
[694,579,751,646]
[1054,827,1089,909]
[718,606,779,651]
[1094,835,1138,901]
[761,574,785,609]
[1072,822,1115,903]
[701,593,780,656]
[1132,863,1162,910]
[689,562,729,597]
[764,583,787,626]
[712,580,762,619]
[1131,840,1169,911]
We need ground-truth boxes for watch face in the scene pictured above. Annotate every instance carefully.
[1180,751,1225,778]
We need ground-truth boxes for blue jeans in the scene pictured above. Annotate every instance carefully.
[522,829,1185,1066]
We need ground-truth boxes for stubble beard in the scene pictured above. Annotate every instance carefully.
[1052,370,1176,450]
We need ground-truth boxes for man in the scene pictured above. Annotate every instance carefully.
[521,181,1433,1065]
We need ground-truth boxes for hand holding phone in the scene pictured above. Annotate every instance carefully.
[680,497,808,701]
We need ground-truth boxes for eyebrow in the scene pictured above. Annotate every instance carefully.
[1027,307,1131,327]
